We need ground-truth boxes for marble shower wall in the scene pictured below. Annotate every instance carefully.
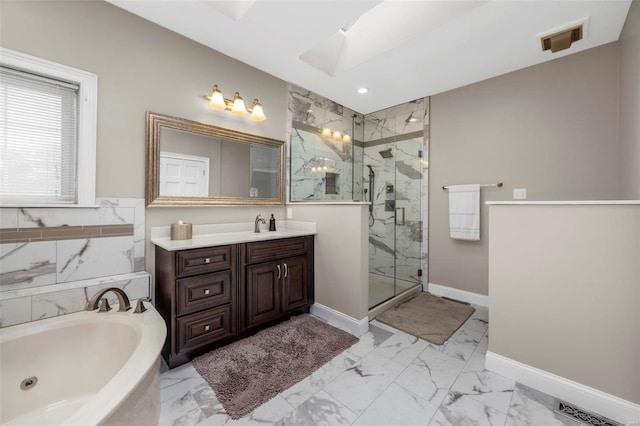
[364,99,429,286]
[288,85,364,201]
[0,197,150,327]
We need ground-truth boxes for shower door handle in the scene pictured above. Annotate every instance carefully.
[396,207,405,226]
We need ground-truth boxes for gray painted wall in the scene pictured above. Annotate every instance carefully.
[488,204,640,405]
[429,43,621,296]
[0,1,289,279]
[619,0,640,199]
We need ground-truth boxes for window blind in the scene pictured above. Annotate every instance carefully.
[0,66,79,204]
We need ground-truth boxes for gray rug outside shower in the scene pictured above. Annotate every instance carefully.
[192,314,359,419]
[376,292,475,345]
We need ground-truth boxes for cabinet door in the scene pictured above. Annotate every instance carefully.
[282,255,310,313]
[245,261,282,328]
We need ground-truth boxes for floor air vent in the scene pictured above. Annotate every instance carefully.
[554,400,622,426]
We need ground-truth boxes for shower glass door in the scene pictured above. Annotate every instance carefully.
[364,101,425,309]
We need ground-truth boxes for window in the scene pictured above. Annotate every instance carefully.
[0,48,97,206]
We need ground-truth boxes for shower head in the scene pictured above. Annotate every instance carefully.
[379,148,393,158]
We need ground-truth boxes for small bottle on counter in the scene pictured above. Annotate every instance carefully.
[269,214,276,231]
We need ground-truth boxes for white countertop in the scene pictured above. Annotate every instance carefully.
[486,200,640,205]
[151,220,317,251]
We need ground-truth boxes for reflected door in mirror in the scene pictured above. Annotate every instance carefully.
[160,152,210,197]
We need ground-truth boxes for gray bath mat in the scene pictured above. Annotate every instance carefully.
[192,314,358,419]
[376,292,475,345]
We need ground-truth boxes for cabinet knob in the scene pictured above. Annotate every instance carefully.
[204,325,210,331]
[204,258,211,264]
[204,288,210,295]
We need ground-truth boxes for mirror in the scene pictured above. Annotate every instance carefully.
[146,112,285,206]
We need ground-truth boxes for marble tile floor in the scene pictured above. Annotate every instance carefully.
[159,306,584,426]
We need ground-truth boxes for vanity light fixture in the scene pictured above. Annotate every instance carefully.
[203,84,267,122]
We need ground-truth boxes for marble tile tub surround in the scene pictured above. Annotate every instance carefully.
[151,220,317,251]
[0,271,151,327]
[158,305,587,426]
[0,198,146,326]
[0,198,145,292]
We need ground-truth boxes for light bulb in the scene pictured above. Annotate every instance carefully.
[249,99,267,122]
[230,92,247,116]
[208,85,226,111]
[332,130,342,140]
[321,128,331,137]
[342,133,351,143]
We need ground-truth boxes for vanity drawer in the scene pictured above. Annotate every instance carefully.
[177,271,233,316]
[176,246,233,277]
[177,305,233,353]
[244,237,309,264]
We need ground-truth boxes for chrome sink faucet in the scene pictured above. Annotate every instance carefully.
[254,214,266,233]
[86,287,131,312]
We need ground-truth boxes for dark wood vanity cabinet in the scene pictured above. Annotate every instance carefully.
[155,235,313,368]
[240,236,314,331]
[155,245,238,368]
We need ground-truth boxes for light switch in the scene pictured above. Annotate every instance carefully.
[513,188,527,200]
[287,207,293,219]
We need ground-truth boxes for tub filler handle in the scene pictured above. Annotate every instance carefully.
[133,298,150,314]
[86,287,132,312]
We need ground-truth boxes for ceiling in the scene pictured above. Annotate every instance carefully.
[107,0,631,114]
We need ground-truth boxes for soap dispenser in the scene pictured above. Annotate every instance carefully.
[269,214,276,231]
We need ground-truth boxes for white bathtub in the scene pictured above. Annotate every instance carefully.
[0,302,166,426]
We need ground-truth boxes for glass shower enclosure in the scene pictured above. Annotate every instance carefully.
[362,101,427,308]
[287,85,427,310]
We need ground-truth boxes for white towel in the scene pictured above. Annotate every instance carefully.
[448,184,480,240]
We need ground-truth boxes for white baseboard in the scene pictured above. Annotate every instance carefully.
[310,303,369,337]
[427,282,489,307]
[486,351,640,426]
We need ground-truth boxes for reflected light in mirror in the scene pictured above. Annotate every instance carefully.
[231,92,247,116]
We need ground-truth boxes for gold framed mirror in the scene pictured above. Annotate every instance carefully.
[146,112,285,206]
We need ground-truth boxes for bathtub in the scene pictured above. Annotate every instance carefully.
[0,301,166,426]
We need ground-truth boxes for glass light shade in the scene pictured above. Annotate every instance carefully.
[342,133,352,143]
[208,86,226,111]
[230,92,247,116]
[332,130,342,140]
[249,100,267,122]
[321,128,331,137]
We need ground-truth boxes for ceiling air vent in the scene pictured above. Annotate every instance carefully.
[541,25,583,53]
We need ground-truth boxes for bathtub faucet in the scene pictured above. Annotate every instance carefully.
[86,287,131,312]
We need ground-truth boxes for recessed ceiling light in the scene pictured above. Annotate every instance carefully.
[408,117,418,122]
[306,109,313,113]
[357,87,368,94]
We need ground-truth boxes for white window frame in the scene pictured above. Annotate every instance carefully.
[0,47,97,207]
